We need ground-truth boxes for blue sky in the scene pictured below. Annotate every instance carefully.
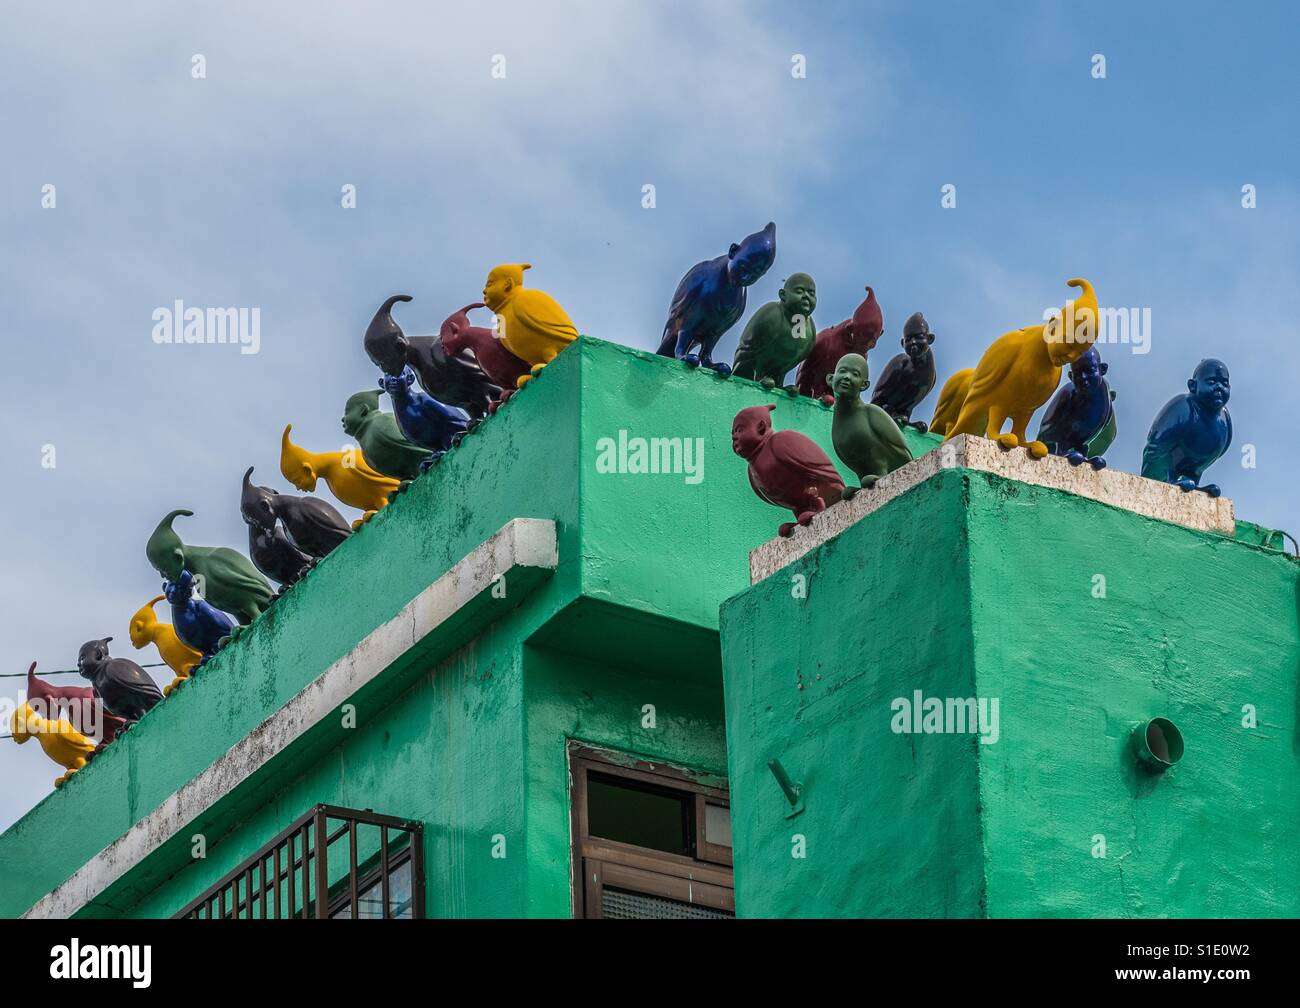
[1,0,1296,829]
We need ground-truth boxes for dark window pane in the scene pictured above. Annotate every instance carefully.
[586,775,691,856]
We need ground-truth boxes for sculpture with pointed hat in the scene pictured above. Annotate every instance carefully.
[242,467,352,559]
[363,294,501,418]
[11,702,96,787]
[794,286,884,402]
[146,510,273,623]
[25,662,126,750]
[482,263,579,387]
[279,425,399,524]
[129,595,203,696]
[941,278,1100,457]
[439,302,528,410]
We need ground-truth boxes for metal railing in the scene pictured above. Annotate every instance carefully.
[175,804,424,919]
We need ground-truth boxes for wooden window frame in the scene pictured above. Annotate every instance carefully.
[568,743,733,918]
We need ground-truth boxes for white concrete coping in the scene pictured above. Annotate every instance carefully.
[748,434,1235,585]
[23,518,558,919]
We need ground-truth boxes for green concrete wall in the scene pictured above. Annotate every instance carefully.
[520,642,729,917]
[720,470,986,918]
[966,471,1300,917]
[574,339,932,630]
[720,466,1300,918]
[130,636,530,918]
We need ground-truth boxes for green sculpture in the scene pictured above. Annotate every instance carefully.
[145,510,274,624]
[732,272,817,390]
[341,390,432,482]
[829,353,913,499]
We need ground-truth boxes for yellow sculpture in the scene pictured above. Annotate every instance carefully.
[11,702,96,787]
[929,369,974,438]
[280,425,399,525]
[482,263,578,387]
[940,278,1099,457]
[129,595,202,696]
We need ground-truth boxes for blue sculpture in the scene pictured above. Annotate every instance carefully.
[656,221,777,375]
[379,368,471,468]
[1141,358,1232,497]
[1035,347,1117,469]
[163,569,235,659]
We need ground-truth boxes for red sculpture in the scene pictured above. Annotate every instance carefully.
[794,286,884,403]
[25,662,127,751]
[731,404,845,538]
[439,303,529,413]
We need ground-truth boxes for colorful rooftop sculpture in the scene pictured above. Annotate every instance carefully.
[732,272,818,390]
[1141,359,1232,496]
[870,311,937,431]
[128,595,203,696]
[830,353,913,498]
[10,702,95,788]
[363,294,501,419]
[939,278,1100,457]
[279,425,399,523]
[732,403,844,538]
[795,286,884,402]
[658,222,777,375]
[482,263,579,387]
[145,510,274,623]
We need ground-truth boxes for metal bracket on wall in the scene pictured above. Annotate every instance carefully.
[767,758,804,819]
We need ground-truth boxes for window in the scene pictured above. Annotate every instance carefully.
[569,743,734,918]
[328,855,415,919]
[175,804,424,919]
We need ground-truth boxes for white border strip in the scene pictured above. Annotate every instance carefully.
[24,518,558,919]
[749,434,1235,584]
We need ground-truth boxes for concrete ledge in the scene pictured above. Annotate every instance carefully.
[22,518,558,919]
[748,434,1235,584]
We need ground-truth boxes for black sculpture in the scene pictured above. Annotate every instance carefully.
[241,468,352,560]
[246,520,312,588]
[76,638,163,723]
[870,312,937,431]
[364,294,501,419]
[1036,346,1116,469]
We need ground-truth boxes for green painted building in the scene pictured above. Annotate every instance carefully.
[1,338,1295,918]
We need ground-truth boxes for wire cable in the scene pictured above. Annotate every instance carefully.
[1,663,168,678]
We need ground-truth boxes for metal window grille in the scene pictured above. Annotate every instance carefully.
[175,804,424,919]
[601,888,734,919]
